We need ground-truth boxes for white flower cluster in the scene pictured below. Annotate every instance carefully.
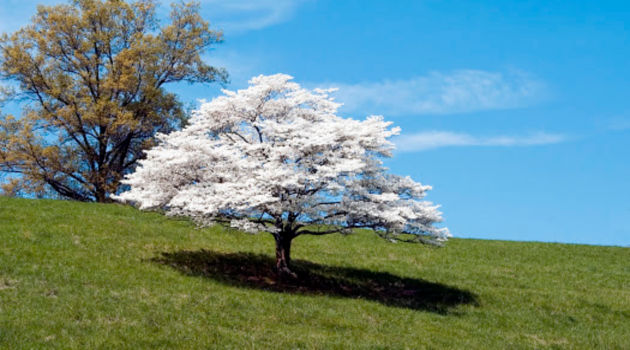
[114,74,450,244]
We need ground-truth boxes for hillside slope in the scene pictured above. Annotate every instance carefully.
[0,197,628,349]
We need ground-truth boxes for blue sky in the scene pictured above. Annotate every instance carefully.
[1,0,629,246]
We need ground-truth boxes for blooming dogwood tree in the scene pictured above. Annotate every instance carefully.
[115,74,449,277]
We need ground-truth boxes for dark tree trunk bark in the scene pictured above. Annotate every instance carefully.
[274,233,297,279]
[95,188,109,203]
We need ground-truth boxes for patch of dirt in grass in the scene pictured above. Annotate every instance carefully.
[0,277,17,291]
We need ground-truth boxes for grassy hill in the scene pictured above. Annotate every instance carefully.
[0,197,628,349]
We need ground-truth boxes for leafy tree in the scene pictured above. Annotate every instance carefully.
[0,0,227,201]
[115,74,450,277]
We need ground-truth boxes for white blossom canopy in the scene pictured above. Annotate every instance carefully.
[115,74,450,244]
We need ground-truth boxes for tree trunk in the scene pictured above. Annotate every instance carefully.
[95,188,109,203]
[95,192,106,203]
[274,234,297,279]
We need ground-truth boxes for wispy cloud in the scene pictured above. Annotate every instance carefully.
[202,50,260,85]
[190,0,308,33]
[329,70,547,116]
[0,0,60,33]
[0,1,307,34]
[606,117,630,131]
[394,131,566,152]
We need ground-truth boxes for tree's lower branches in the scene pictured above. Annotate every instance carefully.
[374,230,445,246]
[294,222,368,237]
[294,223,444,246]
[45,178,91,202]
[205,212,277,228]
[294,228,346,236]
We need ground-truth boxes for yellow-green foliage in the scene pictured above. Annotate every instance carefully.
[0,0,226,201]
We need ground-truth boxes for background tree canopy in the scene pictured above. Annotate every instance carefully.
[0,0,227,201]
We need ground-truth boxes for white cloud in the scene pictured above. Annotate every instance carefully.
[202,50,259,84]
[329,70,547,116]
[606,117,630,131]
[185,0,308,33]
[0,0,61,32]
[394,131,566,152]
[0,1,307,34]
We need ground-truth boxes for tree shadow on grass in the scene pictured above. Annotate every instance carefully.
[153,249,478,314]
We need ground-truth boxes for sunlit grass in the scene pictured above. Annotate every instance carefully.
[0,197,628,349]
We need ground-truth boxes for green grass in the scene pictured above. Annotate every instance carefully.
[0,197,628,349]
